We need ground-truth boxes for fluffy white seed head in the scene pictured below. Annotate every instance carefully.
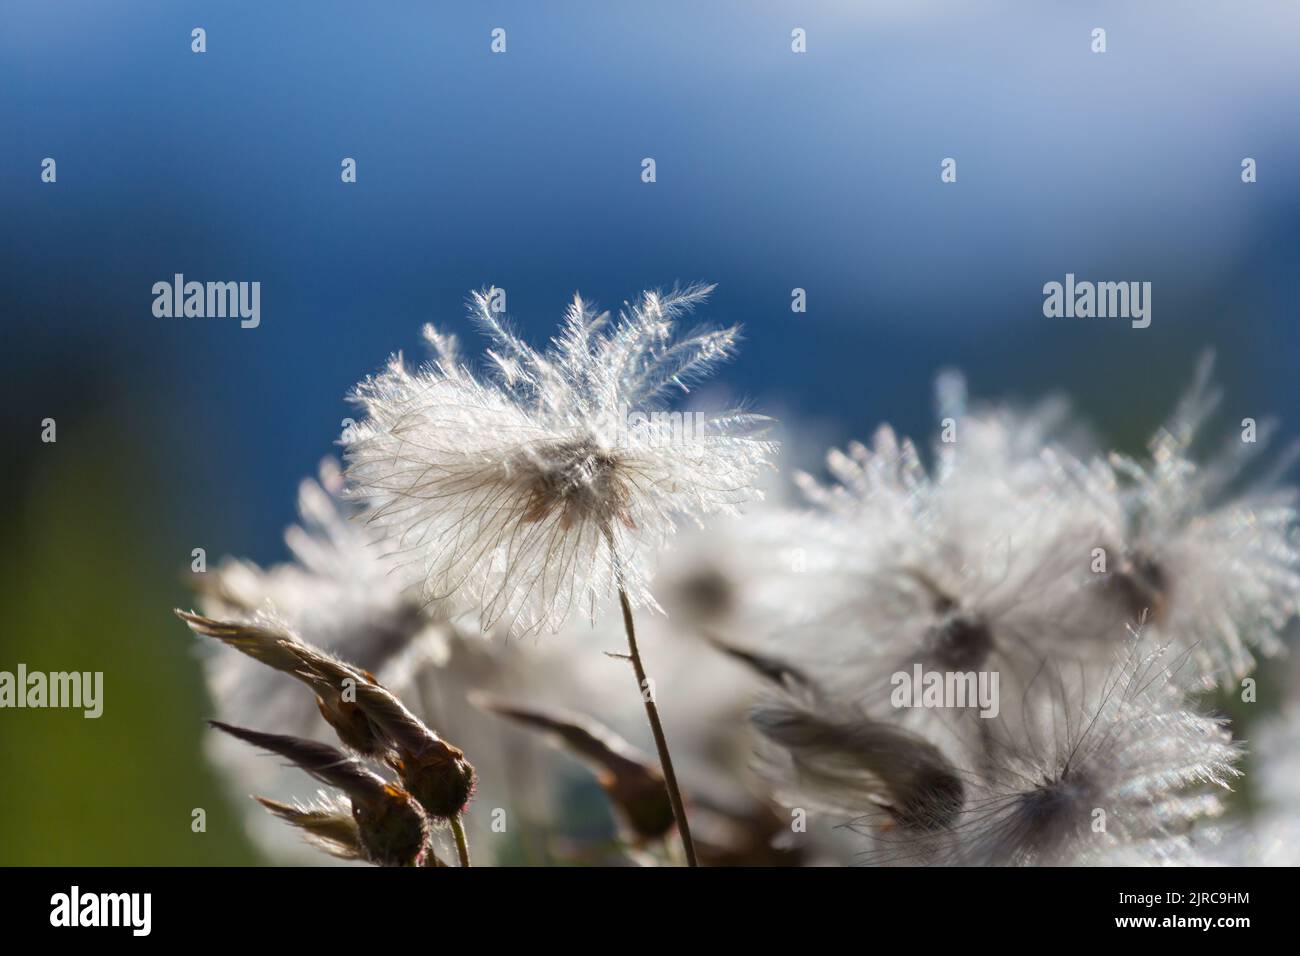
[343,285,777,636]
[1070,353,1300,686]
[788,414,1119,741]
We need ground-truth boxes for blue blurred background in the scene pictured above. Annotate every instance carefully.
[2,1,1298,863]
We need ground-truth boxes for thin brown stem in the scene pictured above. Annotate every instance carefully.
[450,814,471,867]
[615,583,700,867]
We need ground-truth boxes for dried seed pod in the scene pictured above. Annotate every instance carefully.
[347,679,476,819]
[254,794,364,861]
[178,610,389,756]
[210,721,431,867]
[474,693,675,841]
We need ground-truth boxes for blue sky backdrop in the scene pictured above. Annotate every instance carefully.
[5,0,1299,566]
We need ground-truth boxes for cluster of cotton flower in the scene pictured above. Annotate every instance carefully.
[178,283,1298,867]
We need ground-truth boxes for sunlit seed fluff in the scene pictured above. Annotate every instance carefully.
[928,369,1098,493]
[1070,353,1300,686]
[855,642,1243,866]
[788,412,1118,739]
[343,284,777,636]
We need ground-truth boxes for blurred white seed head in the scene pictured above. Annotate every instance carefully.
[853,642,1243,866]
[788,413,1118,739]
[1073,353,1300,686]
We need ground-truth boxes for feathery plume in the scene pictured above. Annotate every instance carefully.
[342,285,776,636]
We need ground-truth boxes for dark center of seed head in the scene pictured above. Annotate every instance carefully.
[521,438,628,526]
[1012,773,1093,859]
[1105,550,1169,621]
[922,612,994,671]
[544,438,618,491]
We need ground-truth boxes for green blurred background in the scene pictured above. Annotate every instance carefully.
[0,394,260,864]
